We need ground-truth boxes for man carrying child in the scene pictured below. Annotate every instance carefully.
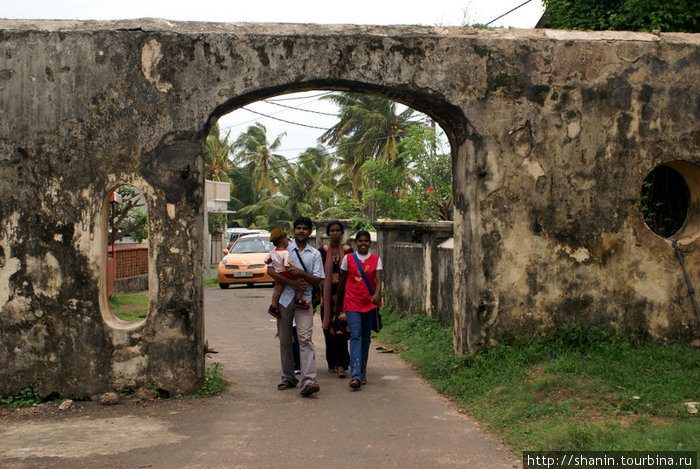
[265,227,310,319]
[266,217,324,398]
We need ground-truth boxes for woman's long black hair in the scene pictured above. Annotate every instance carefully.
[326,220,345,236]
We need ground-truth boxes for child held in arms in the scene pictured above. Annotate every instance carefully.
[265,228,309,318]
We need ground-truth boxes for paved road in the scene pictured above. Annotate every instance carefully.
[0,287,518,469]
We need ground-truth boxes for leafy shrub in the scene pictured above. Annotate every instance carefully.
[200,362,227,396]
[1,387,42,408]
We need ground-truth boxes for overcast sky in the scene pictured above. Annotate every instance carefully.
[4,0,545,159]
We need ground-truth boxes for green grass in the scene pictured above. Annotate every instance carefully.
[109,291,149,321]
[204,276,219,288]
[376,307,700,453]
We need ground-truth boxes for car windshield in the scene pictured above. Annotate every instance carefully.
[230,237,273,254]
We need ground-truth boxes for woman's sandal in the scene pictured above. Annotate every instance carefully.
[337,368,347,378]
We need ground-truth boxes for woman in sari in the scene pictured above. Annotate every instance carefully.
[319,220,353,377]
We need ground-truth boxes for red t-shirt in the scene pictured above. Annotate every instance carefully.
[343,253,381,313]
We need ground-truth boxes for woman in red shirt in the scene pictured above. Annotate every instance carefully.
[336,230,382,389]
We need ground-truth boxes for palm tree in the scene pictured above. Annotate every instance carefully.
[205,124,233,182]
[235,189,294,230]
[232,123,287,193]
[278,146,343,216]
[320,92,418,218]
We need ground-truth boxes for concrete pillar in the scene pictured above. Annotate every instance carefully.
[420,222,453,317]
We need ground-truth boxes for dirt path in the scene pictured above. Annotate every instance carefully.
[0,286,518,469]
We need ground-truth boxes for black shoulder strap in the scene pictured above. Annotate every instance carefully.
[294,248,308,273]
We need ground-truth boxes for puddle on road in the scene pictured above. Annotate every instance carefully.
[0,415,186,460]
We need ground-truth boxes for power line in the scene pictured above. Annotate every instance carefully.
[222,116,445,159]
[485,0,533,26]
[266,91,333,102]
[263,99,339,117]
[241,107,331,131]
[231,129,449,174]
[219,93,334,132]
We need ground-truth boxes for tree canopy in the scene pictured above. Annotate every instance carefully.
[541,0,699,32]
[205,93,453,230]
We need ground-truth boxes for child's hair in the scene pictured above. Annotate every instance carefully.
[326,220,345,235]
[355,230,371,242]
[269,227,287,246]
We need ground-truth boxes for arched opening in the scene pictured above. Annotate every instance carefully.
[103,183,151,326]
[204,85,459,235]
[200,83,461,381]
[641,161,700,243]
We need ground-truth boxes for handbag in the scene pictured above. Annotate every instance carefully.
[351,253,383,332]
[294,248,321,309]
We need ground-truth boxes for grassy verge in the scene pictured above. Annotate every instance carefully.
[376,307,699,452]
[204,276,219,288]
[109,291,149,321]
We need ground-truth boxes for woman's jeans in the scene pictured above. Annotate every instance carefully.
[346,310,373,381]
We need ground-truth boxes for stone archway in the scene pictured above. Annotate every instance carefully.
[0,19,698,397]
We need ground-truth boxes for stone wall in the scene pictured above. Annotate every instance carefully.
[385,242,425,315]
[374,221,454,324]
[114,275,149,294]
[0,19,698,396]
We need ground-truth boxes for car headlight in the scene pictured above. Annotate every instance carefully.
[221,255,228,264]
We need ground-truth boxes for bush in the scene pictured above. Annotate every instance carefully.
[1,387,42,408]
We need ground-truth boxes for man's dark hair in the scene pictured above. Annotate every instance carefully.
[355,230,371,241]
[325,220,345,236]
[293,216,313,230]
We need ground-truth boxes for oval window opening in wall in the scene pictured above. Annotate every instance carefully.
[640,162,700,241]
[106,185,150,324]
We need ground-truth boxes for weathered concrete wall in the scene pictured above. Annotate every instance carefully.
[450,31,700,352]
[114,274,148,293]
[374,221,454,324]
[386,242,425,314]
[0,20,698,396]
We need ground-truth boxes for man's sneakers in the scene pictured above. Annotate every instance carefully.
[267,305,281,319]
[299,382,320,397]
[293,298,311,309]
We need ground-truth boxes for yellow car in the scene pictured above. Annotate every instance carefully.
[217,233,275,289]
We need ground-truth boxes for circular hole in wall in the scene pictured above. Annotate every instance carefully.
[640,161,700,241]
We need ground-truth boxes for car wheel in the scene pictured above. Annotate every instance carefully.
[219,282,230,289]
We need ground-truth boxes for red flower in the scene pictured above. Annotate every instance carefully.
[427,186,434,193]
[535,392,542,397]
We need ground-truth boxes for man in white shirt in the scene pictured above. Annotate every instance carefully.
[267,216,324,397]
